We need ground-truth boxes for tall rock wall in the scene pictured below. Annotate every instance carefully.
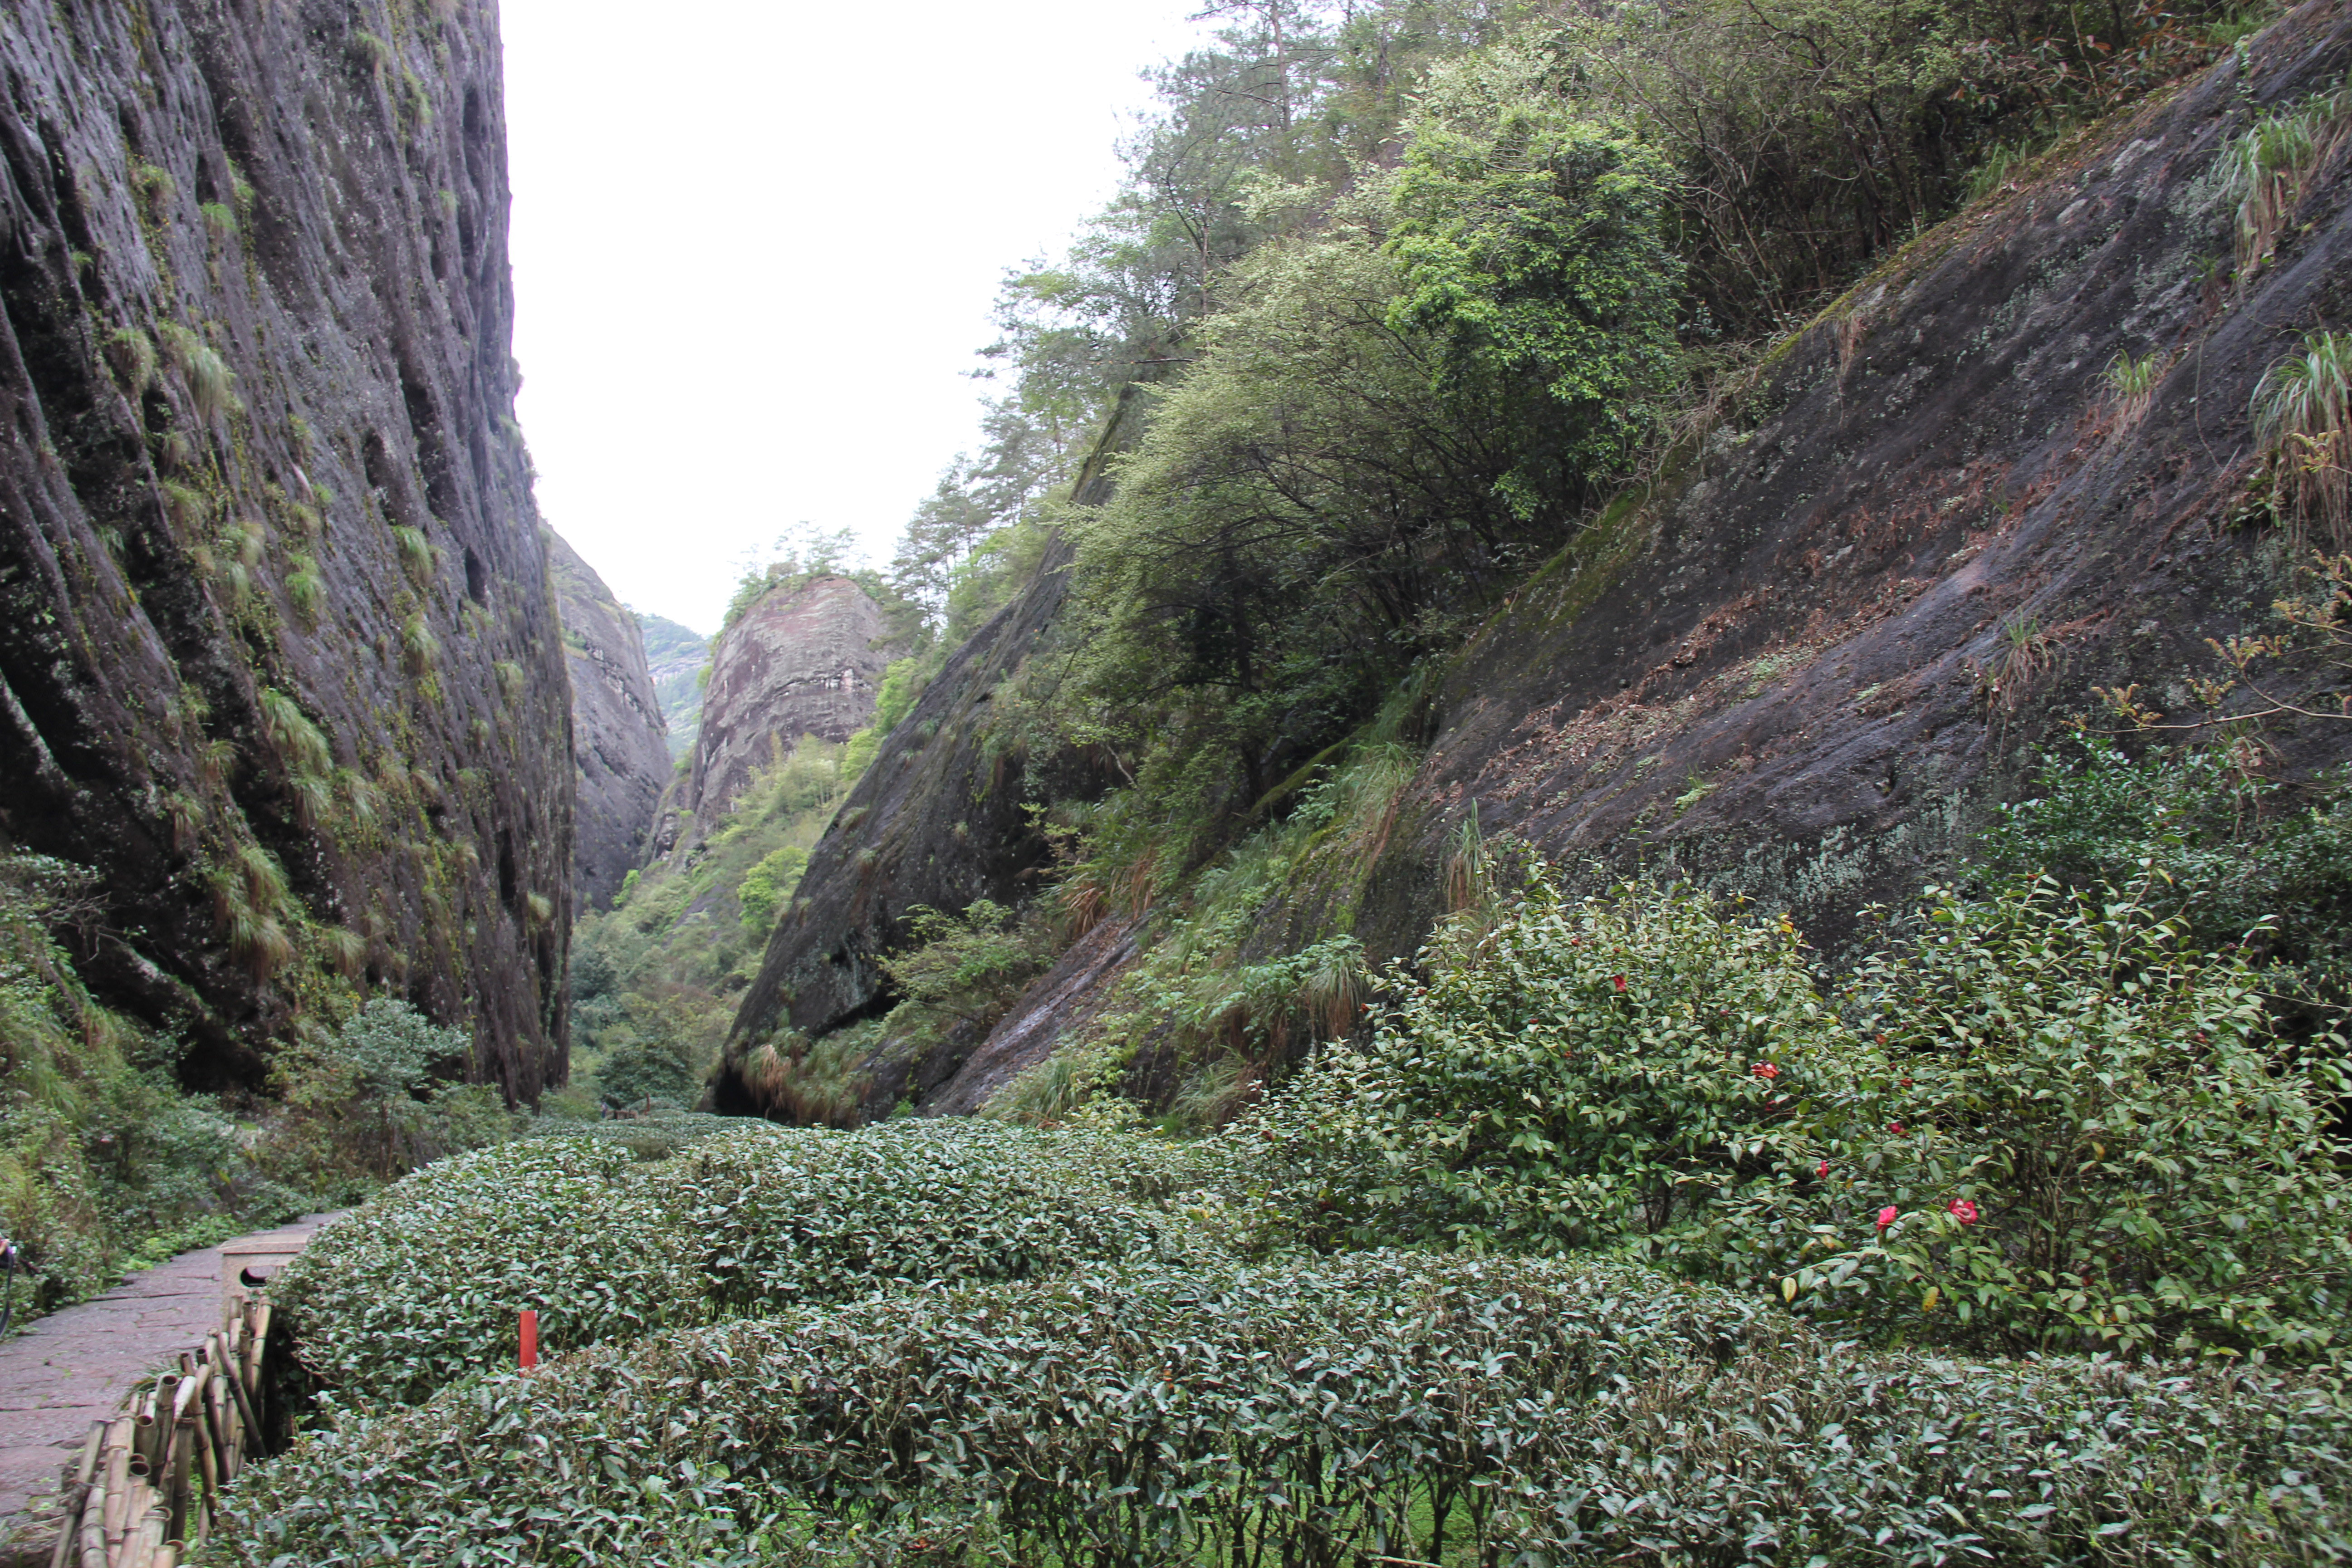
[678,575,893,828]
[0,0,572,1095]
[1348,1,2352,965]
[549,532,667,911]
[710,393,1144,1116]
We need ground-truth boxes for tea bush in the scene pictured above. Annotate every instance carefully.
[219,1252,2352,1567]
[271,1137,704,1406]
[669,1118,1217,1317]
[274,1119,1220,1408]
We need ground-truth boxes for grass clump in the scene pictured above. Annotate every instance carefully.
[400,612,440,675]
[153,320,239,425]
[2253,328,2352,549]
[392,523,436,588]
[2220,80,2350,272]
[103,326,156,395]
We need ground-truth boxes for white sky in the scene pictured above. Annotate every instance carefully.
[501,0,1210,636]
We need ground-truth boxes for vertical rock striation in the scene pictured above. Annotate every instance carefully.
[549,532,666,911]
[0,0,571,1095]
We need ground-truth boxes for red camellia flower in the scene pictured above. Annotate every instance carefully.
[1612,974,1627,992]
[1817,1159,1831,1177]
[1888,1122,1906,1136]
[1752,1062,1780,1080]
[1948,1198,1980,1225]
[1877,1205,1898,1230]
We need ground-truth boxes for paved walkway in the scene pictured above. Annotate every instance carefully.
[0,1214,342,1562]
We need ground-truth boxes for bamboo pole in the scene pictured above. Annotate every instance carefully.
[242,1301,270,1399]
[168,1416,192,1544]
[49,1421,105,1568]
[77,1494,103,1568]
[219,1335,261,1454]
[128,1393,158,1481]
[120,1505,165,1568]
[98,1422,131,1568]
[111,1474,151,1568]
[204,1365,236,1484]
[189,1392,220,1541]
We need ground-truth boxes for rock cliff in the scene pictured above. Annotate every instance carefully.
[1350,1,2352,963]
[638,612,707,763]
[710,395,1143,1115]
[675,574,894,831]
[719,5,2352,1120]
[0,0,571,1095]
[549,532,666,912]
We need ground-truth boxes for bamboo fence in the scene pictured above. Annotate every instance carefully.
[44,1293,272,1568]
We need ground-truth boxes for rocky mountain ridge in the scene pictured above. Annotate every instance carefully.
[652,574,896,864]
[0,0,572,1094]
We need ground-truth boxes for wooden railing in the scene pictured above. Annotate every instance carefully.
[47,1293,271,1568]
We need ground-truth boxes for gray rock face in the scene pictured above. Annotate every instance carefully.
[549,534,667,911]
[710,392,1144,1117]
[682,576,894,824]
[637,613,708,763]
[1353,1,2352,964]
[0,0,571,1096]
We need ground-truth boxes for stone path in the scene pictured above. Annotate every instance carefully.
[0,1214,342,1561]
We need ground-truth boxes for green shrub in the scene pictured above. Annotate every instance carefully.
[0,855,302,1323]
[1242,870,1822,1252]
[272,1137,702,1408]
[1983,737,2352,1023]
[1709,878,2352,1357]
[259,1000,511,1196]
[733,843,806,937]
[589,1019,706,1108]
[877,898,1048,1026]
[667,1119,1211,1318]
[270,1119,1215,1410]
[220,1252,2352,1567]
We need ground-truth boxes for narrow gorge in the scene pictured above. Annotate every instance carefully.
[7,0,2352,1562]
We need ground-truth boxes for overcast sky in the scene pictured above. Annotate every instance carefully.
[500,0,1209,635]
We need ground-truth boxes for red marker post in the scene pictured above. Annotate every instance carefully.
[519,1308,539,1370]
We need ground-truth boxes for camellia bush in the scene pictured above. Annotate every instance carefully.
[220,1252,2352,1568]
[1239,872,1826,1252]
[1703,878,2352,1357]
[1240,865,2352,1358]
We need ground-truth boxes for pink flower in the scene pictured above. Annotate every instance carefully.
[1947,1198,1980,1226]
[1817,1159,1831,1177]
[1752,1062,1780,1080]
[1612,974,1627,993]
[1877,1206,1898,1231]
